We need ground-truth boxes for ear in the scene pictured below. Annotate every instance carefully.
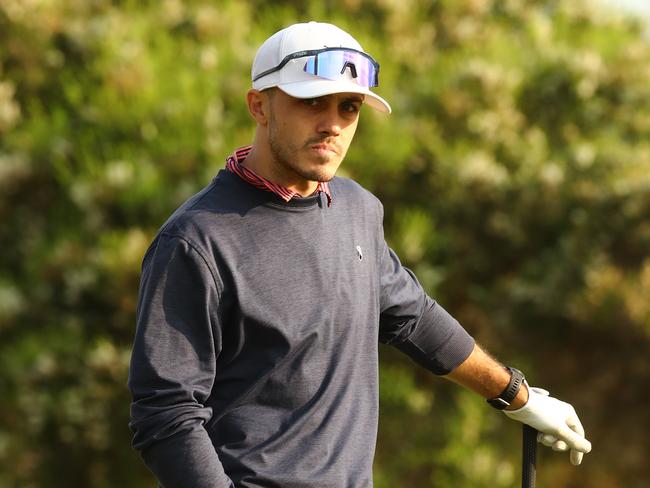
[247,89,271,126]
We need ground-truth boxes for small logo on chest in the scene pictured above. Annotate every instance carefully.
[355,245,363,261]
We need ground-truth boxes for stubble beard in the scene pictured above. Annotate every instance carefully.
[268,112,339,184]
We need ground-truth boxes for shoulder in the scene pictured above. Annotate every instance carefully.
[158,170,257,240]
[329,176,383,212]
[143,172,246,261]
[159,183,220,242]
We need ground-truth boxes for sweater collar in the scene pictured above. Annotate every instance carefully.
[225,146,332,207]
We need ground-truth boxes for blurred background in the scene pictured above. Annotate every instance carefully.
[1,0,649,486]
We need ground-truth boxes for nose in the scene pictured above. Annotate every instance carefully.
[316,102,342,137]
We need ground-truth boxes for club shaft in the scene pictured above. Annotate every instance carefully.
[522,424,538,488]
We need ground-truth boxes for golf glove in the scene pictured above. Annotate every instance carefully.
[504,386,591,465]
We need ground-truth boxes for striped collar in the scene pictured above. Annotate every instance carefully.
[225,146,332,207]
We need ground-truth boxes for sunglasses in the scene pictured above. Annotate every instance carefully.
[253,47,380,88]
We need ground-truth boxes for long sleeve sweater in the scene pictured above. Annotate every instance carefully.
[128,170,475,487]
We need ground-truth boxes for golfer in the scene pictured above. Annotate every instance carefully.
[128,21,591,488]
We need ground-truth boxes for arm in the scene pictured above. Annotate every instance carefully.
[444,343,529,410]
[377,242,475,375]
[444,343,592,465]
[128,235,233,488]
[374,206,475,373]
[373,208,591,464]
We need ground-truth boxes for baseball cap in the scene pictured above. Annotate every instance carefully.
[251,22,392,114]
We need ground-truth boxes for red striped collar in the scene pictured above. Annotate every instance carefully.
[225,146,332,206]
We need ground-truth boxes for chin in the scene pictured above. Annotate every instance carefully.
[317,173,335,183]
[312,165,340,183]
[297,161,340,183]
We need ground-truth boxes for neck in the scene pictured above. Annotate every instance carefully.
[243,143,319,197]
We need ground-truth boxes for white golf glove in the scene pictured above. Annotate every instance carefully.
[504,386,592,465]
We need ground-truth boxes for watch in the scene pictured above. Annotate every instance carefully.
[486,367,525,410]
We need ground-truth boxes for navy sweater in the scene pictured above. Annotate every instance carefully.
[128,170,475,487]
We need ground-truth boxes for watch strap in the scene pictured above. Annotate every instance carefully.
[487,367,525,410]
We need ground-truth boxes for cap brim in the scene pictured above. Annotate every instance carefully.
[277,80,392,114]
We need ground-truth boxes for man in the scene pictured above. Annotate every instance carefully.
[128,21,591,487]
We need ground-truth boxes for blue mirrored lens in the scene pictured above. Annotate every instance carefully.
[303,50,378,87]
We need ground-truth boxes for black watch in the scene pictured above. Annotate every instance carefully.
[486,367,525,410]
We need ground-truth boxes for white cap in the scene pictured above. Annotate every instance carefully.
[251,22,391,114]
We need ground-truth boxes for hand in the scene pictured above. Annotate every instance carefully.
[504,386,592,465]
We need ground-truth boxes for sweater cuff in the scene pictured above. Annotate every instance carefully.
[141,426,234,488]
[394,301,475,375]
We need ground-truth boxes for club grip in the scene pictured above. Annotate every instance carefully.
[522,424,538,488]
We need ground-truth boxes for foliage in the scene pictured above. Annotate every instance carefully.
[1,0,649,486]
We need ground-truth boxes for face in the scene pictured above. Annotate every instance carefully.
[263,89,362,188]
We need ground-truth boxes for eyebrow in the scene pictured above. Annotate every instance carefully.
[343,96,364,104]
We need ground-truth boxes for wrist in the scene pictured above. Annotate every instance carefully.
[486,366,526,410]
[505,380,529,410]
